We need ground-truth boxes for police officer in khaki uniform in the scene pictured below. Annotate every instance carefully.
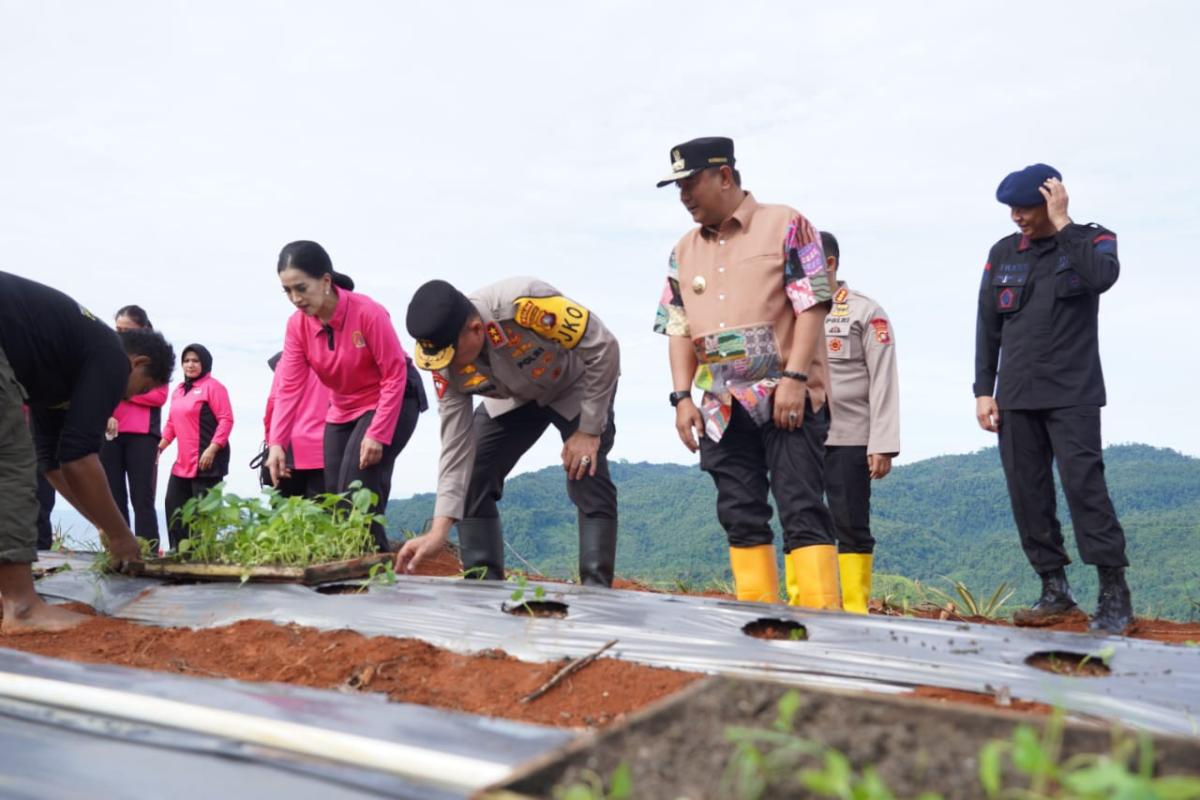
[396,278,620,586]
[788,231,899,614]
[654,136,840,609]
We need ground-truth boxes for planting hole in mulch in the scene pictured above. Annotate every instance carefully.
[742,618,808,641]
[1025,650,1112,677]
[313,583,362,595]
[502,600,569,619]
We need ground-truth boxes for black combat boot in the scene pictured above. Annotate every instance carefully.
[1089,566,1134,635]
[1013,567,1084,626]
[456,518,505,581]
[578,516,617,588]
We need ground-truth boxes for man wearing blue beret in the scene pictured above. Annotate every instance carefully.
[974,164,1133,635]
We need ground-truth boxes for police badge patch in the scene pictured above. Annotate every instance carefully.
[513,295,590,349]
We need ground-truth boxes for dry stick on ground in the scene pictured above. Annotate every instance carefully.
[520,640,618,705]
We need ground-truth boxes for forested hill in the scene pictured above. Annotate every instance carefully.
[387,444,1200,621]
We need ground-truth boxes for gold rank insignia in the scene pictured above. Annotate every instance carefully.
[833,287,848,304]
[691,276,706,294]
[513,295,591,349]
[415,339,454,370]
[671,148,684,171]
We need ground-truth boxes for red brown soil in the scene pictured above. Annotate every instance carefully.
[405,543,465,577]
[906,685,1054,716]
[870,599,1200,645]
[2,603,699,729]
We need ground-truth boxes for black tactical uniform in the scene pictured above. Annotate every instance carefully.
[975,223,1128,574]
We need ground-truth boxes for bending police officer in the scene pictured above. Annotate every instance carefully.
[397,278,620,586]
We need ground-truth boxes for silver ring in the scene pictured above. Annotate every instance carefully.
[580,456,592,465]
[788,412,798,421]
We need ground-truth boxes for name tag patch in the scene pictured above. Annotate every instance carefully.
[513,295,590,349]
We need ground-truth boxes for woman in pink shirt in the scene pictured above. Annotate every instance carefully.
[100,305,169,551]
[266,241,425,551]
[158,344,234,549]
[262,350,330,498]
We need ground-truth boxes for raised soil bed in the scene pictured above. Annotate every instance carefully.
[489,677,1200,799]
[1,604,700,729]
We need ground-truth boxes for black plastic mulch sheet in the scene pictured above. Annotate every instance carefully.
[35,559,1200,738]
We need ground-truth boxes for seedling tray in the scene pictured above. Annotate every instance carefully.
[125,553,393,586]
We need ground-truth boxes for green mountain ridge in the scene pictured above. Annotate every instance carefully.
[387,444,1200,621]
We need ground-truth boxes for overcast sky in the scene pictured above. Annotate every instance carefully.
[3,1,1197,521]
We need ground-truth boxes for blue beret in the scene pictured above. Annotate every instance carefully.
[996,163,1062,207]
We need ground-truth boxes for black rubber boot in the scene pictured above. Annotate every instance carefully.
[1013,567,1083,627]
[1089,566,1134,635]
[578,516,617,588]
[456,518,505,581]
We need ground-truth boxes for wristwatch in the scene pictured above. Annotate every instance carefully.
[669,390,692,407]
[781,370,809,383]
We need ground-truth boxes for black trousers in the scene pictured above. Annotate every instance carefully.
[274,468,325,499]
[36,473,55,550]
[998,405,1128,572]
[699,399,836,552]
[99,433,160,546]
[324,395,421,551]
[825,445,874,554]
[464,399,617,521]
[164,475,222,551]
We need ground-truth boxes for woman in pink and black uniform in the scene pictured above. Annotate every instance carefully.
[100,305,168,550]
[266,241,425,551]
[262,350,330,498]
[158,344,234,549]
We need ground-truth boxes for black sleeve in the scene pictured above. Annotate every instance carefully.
[973,245,1002,398]
[30,406,66,473]
[55,343,128,466]
[1056,223,1120,293]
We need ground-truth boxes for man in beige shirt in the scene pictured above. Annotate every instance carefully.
[396,277,620,587]
[654,136,840,608]
[797,231,900,614]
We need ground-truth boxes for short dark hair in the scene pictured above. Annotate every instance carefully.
[820,231,840,262]
[119,329,175,385]
[277,240,355,290]
[115,304,152,330]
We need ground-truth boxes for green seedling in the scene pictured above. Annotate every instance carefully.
[459,565,488,581]
[169,481,383,569]
[553,761,633,800]
[357,560,397,593]
[508,571,546,604]
[979,708,1200,799]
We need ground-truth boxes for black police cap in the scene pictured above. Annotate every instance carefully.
[406,280,475,371]
[656,137,736,188]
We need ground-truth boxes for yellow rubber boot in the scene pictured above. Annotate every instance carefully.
[728,545,780,603]
[787,544,842,610]
[838,553,873,615]
[784,554,800,605]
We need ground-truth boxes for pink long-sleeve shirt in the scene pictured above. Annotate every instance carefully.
[263,364,330,470]
[112,385,169,436]
[161,374,234,478]
[269,289,409,448]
